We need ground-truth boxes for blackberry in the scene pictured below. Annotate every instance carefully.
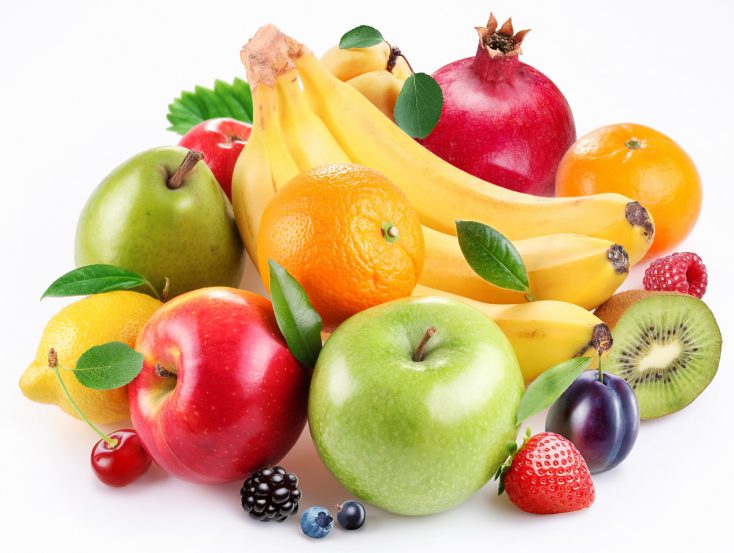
[240,466,301,522]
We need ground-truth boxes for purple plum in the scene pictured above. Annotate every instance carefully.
[546,370,639,474]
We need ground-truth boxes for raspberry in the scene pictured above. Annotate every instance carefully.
[643,252,707,298]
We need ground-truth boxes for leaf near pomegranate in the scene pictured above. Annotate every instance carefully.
[394,73,443,139]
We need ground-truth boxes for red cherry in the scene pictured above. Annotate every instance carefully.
[91,429,152,487]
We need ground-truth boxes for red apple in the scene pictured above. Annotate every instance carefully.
[178,118,251,200]
[129,287,309,484]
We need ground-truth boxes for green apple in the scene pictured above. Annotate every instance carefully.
[308,296,524,515]
[75,147,243,298]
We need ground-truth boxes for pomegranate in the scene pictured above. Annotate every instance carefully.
[420,14,576,196]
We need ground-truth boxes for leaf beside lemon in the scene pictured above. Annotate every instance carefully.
[20,291,162,424]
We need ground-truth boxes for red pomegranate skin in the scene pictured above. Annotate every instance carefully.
[421,48,576,196]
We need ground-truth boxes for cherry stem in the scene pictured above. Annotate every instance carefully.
[47,349,118,448]
[167,150,204,190]
[155,365,178,380]
[143,278,162,301]
[413,326,437,362]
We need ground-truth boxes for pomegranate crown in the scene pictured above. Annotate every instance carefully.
[475,13,530,58]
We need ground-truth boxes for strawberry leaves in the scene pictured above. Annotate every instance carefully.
[167,78,253,135]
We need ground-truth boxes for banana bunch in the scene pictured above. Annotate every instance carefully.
[232,25,647,380]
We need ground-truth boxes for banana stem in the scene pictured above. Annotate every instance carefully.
[47,349,118,448]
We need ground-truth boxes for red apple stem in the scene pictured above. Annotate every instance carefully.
[167,150,204,190]
[412,326,437,362]
[47,349,118,448]
[155,364,178,380]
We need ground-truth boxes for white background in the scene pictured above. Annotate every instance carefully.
[1,1,732,551]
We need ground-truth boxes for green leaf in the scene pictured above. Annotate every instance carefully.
[393,73,443,139]
[268,260,323,368]
[42,265,153,299]
[516,357,592,424]
[339,25,385,49]
[455,220,531,296]
[73,342,144,390]
[166,77,253,135]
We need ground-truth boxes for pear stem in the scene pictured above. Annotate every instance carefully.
[412,326,437,362]
[167,150,204,189]
[161,277,171,302]
[47,349,118,448]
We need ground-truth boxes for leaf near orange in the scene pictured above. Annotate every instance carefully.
[257,163,425,327]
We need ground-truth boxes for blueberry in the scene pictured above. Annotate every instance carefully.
[300,506,333,539]
[546,370,639,473]
[337,500,365,530]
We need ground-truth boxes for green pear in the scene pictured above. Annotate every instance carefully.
[75,147,244,298]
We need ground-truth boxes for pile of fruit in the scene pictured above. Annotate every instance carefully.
[20,11,723,537]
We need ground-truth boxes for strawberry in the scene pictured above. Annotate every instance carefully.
[494,430,595,514]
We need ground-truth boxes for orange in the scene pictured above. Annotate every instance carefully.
[555,123,701,259]
[257,163,424,327]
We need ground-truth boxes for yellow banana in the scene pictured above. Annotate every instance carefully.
[232,79,299,263]
[413,284,610,382]
[290,45,654,264]
[240,31,629,310]
[276,69,351,170]
[421,227,629,310]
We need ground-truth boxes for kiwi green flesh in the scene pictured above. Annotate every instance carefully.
[606,294,721,419]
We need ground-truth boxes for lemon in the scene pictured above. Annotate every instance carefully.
[20,291,162,424]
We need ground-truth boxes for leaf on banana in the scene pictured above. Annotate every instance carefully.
[455,220,533,298]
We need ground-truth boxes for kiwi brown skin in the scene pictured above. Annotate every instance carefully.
[595,290,685,329]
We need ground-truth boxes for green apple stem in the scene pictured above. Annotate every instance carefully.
[412,326,437,362]
[167,150,204,190]
[47,349,118,448]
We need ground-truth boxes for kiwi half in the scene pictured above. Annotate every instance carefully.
[602,293,721,419]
